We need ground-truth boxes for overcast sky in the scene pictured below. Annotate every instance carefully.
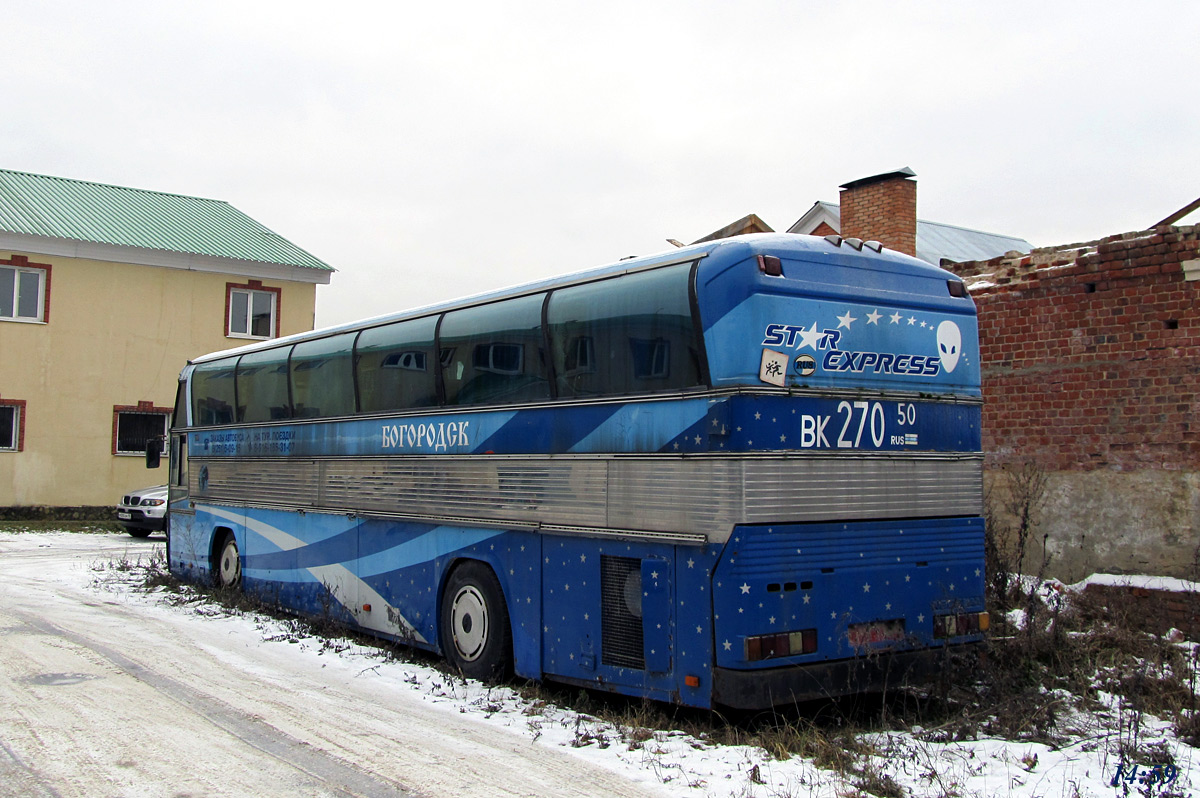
[5,1,1198,327]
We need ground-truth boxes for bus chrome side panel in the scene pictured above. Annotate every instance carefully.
[186,452,981,544]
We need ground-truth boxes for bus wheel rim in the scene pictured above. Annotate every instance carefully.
[450,585,488,662]
[220,539,240,586]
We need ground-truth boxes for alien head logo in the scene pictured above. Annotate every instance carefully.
[936,321,962,373]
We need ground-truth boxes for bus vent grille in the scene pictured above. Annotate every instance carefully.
[601,555,644,670]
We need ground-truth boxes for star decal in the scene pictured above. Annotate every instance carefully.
[907,316,917,325]
[837,310,857,329]
[740,583,751,594]
[797,322,824,350]
[863,582,871,593]
[866,309,882,325]
[722,640,732,651]
[890,311,902,324]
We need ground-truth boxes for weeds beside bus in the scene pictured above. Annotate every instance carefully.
[161,233,986,709]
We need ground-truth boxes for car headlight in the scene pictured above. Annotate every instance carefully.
[140,498,165,507]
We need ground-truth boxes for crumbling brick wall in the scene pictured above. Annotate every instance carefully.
[949,225,1200,580]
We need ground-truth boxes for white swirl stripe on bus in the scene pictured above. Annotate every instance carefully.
[204,506,429,644]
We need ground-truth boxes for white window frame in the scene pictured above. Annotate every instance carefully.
[228,287,278,340]
[0,265,46,323]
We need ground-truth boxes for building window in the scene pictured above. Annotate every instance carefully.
[0,398,26,452]
[0,257,51,323]
[113,402,171,456]
[226,281,280,339]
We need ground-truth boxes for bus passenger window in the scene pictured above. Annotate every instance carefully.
[191,358,238,426]
[546,262,703,398]
[290,333,355,418]
[356,316,439,413]
[237,348,292,423]
[440,294,550,407]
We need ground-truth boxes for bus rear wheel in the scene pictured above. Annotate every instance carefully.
[216,532,241,589]
[440,562,512,681]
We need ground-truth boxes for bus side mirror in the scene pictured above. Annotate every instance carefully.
[146,440,161,469]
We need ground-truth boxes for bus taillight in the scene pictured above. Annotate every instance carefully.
[744,629,818,661]
[933,611,990,639]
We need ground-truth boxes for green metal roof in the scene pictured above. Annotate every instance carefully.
[0,169,333,271]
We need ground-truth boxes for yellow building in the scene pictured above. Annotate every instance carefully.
[0,169,334,508]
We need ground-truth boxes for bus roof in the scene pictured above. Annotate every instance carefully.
[190,233,958,366]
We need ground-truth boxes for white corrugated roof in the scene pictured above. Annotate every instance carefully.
[787,201,1032,266]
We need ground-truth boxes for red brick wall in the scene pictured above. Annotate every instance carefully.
[949,225,1200,472]
[1082,583,1200,639]
[839,177,917,256]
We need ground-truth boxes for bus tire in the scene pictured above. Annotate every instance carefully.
[216,531,242,589]
[440,561,512,681]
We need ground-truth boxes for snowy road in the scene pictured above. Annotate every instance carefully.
[0,533,666,798]
[3,532,1196,798]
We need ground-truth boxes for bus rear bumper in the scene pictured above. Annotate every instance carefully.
[712,645,976,710]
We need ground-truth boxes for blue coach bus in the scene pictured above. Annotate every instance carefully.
[160,232,987,709]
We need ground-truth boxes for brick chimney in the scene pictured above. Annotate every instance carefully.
[838,167,917,257]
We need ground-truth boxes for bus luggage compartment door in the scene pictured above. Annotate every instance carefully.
[641,557,672,673]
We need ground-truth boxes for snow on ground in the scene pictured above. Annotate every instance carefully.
[25,532,1200,798]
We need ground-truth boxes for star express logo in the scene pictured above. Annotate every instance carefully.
[760,310,964,377]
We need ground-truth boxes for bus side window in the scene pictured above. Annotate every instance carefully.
[237,348,293,423]
[290,332,356,418]
[191,358,238,426]
[440,294,550,407]
[547,262,702,398]
[355,316,439,413]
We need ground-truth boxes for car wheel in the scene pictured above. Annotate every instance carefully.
[439,561,512,681]
[126,528,152,539]
[216,532,241,589]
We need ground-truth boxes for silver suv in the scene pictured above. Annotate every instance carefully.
[116,485,168,538]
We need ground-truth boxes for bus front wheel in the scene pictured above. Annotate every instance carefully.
[216,532,242,589]
[440,562,512,681]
